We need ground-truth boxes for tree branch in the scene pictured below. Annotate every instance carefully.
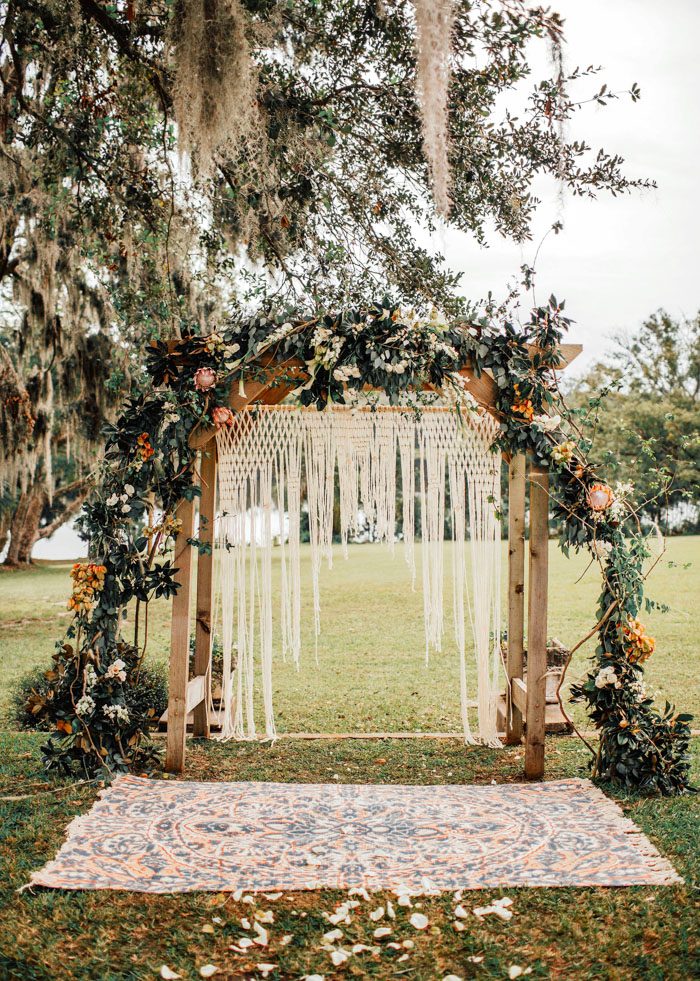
[37,487,89,540]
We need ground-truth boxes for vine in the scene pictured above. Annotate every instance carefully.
[39,301,692,794]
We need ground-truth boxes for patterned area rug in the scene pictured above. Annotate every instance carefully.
[29,776,681,893]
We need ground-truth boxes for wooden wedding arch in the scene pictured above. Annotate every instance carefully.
[164,345,582,779]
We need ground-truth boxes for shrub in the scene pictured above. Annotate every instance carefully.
[7,659,169,732]
[189,634,223,680]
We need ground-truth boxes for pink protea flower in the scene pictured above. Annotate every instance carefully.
[212,405,234,428]
[587,482,614,512]
[194,366,217,392]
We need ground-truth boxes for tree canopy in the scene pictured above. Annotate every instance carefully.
[1,0,651,559]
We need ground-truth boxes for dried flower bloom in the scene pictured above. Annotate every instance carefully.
[194,367,217,392]
[212,405,234,428]
[551,439,576,465]
[587,483,614,512]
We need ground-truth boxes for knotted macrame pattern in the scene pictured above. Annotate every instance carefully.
[215,405,502,745]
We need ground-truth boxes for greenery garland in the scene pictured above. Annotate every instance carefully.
[39,301,692,794]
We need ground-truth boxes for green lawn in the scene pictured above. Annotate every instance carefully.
[1,538,698,729]
[0,540,698,979]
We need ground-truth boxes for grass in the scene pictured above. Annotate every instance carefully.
[0,540,698,979]
[0,736,698,980]
[1,538,698,729]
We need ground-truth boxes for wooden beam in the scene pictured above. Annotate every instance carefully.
[188,366,301,449]
[160,676,207,723]
[525,464,549,780]
[185,342,581,449]
[454,366,499,413]
[192,446,216,738]
[165,494,196,773]
[525,342,582,369]
[556,343,583,368]
[511,678,528,716]
[506,453,526,744]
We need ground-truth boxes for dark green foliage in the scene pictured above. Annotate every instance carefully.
[7,659,168,734]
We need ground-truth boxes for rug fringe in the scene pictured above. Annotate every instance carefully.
[21,776,126,892]
[555,779,683,885]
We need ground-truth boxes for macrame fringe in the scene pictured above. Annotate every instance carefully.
[216,405,501,744]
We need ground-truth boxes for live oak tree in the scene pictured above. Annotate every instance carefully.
[0,0,651,561]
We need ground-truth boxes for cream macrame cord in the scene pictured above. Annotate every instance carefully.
[215,405,502,745]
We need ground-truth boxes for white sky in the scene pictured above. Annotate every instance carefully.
[442,0,700,375]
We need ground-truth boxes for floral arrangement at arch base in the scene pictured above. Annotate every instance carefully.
[38,298,693,794]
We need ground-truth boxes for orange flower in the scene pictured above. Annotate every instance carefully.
[623,616,656,664]
[587,482,614,512]
[67,563,107,615]
[511,384,535,421]
[136,432,155,461]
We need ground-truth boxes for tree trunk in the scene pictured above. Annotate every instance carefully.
[3,486,46,566]
[3,476,89,567]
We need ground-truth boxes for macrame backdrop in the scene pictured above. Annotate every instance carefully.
[215,405,502,746]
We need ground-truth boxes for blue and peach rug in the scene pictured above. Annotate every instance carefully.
[28,776,681,893]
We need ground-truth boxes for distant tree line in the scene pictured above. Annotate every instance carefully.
[568,310,700,534]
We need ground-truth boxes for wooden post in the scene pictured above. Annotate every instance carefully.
[506,453,526,745]
[165,494,196,773]
[193,446,216,738]
[525,464,549,779]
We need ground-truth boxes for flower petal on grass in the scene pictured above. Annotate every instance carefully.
[409,913,429,930]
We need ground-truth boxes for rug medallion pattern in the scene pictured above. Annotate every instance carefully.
[29,776,681,892]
